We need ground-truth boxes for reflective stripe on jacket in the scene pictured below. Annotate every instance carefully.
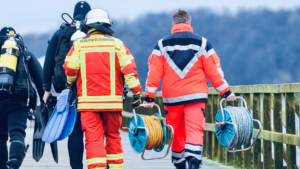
[63,28,142,111]
[145,24,231,106]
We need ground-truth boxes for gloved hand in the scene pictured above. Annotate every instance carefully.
[66,82,73,89]
[131,91,142,108]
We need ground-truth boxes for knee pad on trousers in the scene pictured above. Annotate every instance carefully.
[7,141,25,169]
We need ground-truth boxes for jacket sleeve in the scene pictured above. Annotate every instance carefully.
[63,41,81,84]
[144,43,164,102]
[118,42,142,94]
[27,51,44,103]
[43,29,61,91]
[202,40,231,96]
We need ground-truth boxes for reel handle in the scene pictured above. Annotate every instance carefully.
[132,103,162,134]
[218,96,248,124]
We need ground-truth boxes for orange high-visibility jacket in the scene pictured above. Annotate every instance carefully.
[63,29,142,112]
[145,24,231,106]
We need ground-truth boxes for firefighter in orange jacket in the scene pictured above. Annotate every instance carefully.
[143,10,236,169]
[63,9,142,169]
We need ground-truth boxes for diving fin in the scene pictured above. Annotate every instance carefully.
[47,96,59,163]
[32,104,46,162]
[42,89,70,143]
[58,87,78,141]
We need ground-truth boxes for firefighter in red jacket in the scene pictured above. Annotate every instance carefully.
[63,9,142,169]
[143,10,236,169]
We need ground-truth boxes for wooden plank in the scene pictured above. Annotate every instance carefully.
[206,95,213,159]
[285,93,297,169]
[243,94,252,169]
[212,95,219,161]
[273,94,283,169]
[208,83,300,94]
[263,93,272,169]
[234,94,242,169]
[253,93,262,169]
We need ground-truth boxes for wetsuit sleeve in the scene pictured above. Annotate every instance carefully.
[27,51,44,103]
[117,42,142,94]
[144,43,164,102]
[202,40,231,96]
[63,41,81,84]
[42,29,62,92]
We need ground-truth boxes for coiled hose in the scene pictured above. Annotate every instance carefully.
[223,106,253,149]
[143,116,164,150]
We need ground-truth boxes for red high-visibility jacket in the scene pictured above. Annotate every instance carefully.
[145,24,231,106]
[63,29,142,111]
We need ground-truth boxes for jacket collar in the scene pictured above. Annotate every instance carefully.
[87,28,105,36]
[171,23,193,34]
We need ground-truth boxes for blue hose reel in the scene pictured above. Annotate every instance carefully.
[215,97,263,152]
[127,104,174,160]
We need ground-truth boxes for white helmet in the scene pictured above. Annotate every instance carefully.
[85,9,113,26]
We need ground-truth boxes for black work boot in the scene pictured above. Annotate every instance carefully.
[6,141,25,169]
[175,162,187,169]
[188,157,200,169]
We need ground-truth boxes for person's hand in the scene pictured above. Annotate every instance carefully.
[43,91,51,104]
[143,101,154,108]
[226,93,236,101]
[131,92,142,108]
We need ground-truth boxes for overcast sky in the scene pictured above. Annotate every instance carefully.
[0,0,299,34]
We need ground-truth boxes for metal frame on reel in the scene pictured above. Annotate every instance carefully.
[129,104,174,160]
[215,96,263,152]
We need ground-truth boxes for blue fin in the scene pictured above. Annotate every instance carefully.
[42,89,70,143]
[57,97,77,141]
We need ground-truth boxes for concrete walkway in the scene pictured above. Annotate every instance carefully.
[20,127,230,169]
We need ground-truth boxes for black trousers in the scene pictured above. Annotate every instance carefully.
[68,113,84,169]
[0,99,30,169]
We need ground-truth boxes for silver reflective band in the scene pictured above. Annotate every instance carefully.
[81,48,116,52]
[216,82,229,92]
[152,49,162,56]
[164,44,201,52]
[205,49,216,58]
[65,57,79,63]
[163,93,208,103]
[145,86,158,93]
[172,151,185,158]
[185,144,203,151]
[127,80,139,87]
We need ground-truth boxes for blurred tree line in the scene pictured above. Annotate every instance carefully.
[23,8,300,88]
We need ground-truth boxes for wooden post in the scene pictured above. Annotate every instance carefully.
[253,93,262,169]
[234,94,242,169]
[205,95,213,159]
[263,93,272,169]
[226,100,234,166]
[243,93,252,169]
[212,95,219,161]
[273,94,283,169]
[285,93,297,169]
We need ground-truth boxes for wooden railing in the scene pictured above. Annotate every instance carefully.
[122,83,300,169]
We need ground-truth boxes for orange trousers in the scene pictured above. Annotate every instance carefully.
[81,111,124,169]
[165,102,205,167]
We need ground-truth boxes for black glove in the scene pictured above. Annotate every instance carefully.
[131,91,142,108]
[123,86,129,98]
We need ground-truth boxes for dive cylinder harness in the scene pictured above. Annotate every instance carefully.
[0,30,32,106]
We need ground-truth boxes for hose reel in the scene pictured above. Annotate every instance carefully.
[123,104,174,160]
[215,97,263,152]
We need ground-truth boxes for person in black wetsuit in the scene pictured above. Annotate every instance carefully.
[42,2,91,169]
[0,27,44,169]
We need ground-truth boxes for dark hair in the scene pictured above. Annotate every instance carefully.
[172,9,191,24]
